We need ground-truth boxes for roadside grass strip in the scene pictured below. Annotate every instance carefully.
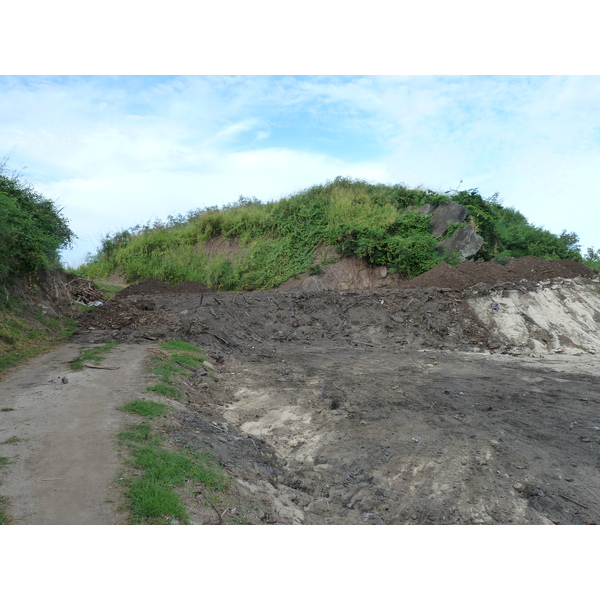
[144,340,209,401]
[118,400,167,418]
[69,341,121,371]
[117,400,227,524]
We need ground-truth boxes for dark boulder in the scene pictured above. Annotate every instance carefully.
[435,224,483,261]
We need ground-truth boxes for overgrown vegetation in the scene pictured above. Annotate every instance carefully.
[69,341,121,371]
[0,162,77,375]
[77,177,589,290]
[0,160,74,281]
[0,495,10,525]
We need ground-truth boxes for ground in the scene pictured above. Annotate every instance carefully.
[1,257,600,524]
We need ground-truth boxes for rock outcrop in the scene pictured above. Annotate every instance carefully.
[435,224,484,261]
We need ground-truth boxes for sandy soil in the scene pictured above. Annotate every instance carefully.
[0,342,152,524]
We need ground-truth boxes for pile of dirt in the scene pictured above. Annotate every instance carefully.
[76,296,176,338]
[399,257,598,291]
[117,278,212,297]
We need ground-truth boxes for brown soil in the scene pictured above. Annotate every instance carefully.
[400,257,597,291]
[3,257,600,524]
[68,258,600,524]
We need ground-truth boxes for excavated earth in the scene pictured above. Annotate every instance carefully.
[65,257,600,524]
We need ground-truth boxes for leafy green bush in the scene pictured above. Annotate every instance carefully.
[0,162,74,280]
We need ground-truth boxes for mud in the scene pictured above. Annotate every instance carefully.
[68,258,600,524]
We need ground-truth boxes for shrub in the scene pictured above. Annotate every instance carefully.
[0,162,74,280]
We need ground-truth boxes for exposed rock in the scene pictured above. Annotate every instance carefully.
[435,224,483,261]
[430,201,469,238]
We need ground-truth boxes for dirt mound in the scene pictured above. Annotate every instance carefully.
[400,257,597,291]
[117,278,212,297]
[172,281,213,293]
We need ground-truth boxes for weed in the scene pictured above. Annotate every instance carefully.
[118,422,152,445]
[1,436,23,445]
[119,400,168,418]
[0,457,9,467]
[144,383,182,401]
[144,340,206,401]
[1,408,14,412]
[69,341,121,371]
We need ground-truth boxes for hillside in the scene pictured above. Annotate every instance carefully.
[0,164,76,373]
[78,177,590,290]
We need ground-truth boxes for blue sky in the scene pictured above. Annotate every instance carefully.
[2,74,600,266]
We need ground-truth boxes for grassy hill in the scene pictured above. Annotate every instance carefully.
[78,177,589,291]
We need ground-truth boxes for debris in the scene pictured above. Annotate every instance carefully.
[559,494,589,510]
[67,276,105,306]
[83,364,120,370]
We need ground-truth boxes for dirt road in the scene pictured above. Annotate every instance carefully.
[0,342,151,524]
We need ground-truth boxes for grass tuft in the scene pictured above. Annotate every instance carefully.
[119,400,168,418]
[69,341,121,371]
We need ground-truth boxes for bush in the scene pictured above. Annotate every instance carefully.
[0,162,74,280]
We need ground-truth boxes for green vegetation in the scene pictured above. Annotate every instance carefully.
[77,177,589,290]
[69,341,121,371]
[118,420,227,524]
[583,247,600,272]
[119,400,168,418]
[0,161,74,281]
[117,345,227,524]
[144,340,208,401]
[0,303,77,376]
[0,163,77,375]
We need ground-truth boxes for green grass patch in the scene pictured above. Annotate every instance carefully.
[117,415,226,524]
[144,340,207,401]
[119,400,168,418]
[144,383,182,401]
[118,421,152,444]
[0,457,9,467]
[124,443,226,524]
[69,341,121,371]
[1,408,14,412]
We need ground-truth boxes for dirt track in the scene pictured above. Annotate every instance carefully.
[3,258,600,524]
[0,343,151,524]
